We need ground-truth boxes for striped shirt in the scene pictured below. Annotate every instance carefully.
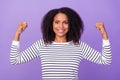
[10,39,112,80]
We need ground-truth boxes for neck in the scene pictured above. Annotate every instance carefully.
[54,36,67,43]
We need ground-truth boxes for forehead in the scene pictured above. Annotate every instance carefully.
[54,13,68,20]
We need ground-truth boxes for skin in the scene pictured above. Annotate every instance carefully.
[14,22,28,41]
[95,22,108,40]
[53,13,69,43]
[14,16,108,42]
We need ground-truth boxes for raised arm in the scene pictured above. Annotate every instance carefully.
[10,22,40,65]
[81,22,112,65]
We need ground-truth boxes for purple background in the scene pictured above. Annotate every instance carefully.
[0,0,120,80]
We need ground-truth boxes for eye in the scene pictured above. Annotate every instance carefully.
[63,21,69,24]
[55,21,59,24]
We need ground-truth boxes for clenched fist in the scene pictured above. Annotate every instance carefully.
[95,22,108,40]
[16,22,28,34]
[14,22,28,41]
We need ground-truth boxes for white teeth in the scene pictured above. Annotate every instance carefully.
[58,29,64,33]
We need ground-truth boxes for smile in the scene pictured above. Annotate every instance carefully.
[57,29,65,33]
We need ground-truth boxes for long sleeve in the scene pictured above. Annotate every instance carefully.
[10,40,40,65]
[80,40,112,65]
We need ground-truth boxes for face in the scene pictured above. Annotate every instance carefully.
[53,13,69,39]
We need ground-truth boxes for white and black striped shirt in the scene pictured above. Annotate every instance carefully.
[10,39,111,80]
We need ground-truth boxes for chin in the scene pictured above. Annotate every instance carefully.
[56,33,67,37]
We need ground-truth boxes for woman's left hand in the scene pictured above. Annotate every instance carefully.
[95,22,108,40]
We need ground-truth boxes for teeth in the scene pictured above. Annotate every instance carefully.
[58,29,64,33]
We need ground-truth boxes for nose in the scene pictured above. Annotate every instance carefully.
[59,23,64,28]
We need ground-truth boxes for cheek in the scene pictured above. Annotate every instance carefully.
[53,24,57,32]
[53,23,58,29]
[65,25,69,31]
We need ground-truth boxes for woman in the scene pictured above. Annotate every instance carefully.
[10,7,112,80]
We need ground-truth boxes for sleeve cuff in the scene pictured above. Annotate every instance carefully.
[103,39,110,46]
[12,40,20,45]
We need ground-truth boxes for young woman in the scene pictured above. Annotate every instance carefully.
[10,7,112,80]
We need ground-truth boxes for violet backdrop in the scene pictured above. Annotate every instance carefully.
[0,0,120,80]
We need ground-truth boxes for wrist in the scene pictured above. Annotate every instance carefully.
[102,33,108,40]
[14,32,20,41]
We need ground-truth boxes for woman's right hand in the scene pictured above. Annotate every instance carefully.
[16,22,28,35]
[14,22,28,41]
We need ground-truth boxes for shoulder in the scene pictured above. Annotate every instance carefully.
[34,39,45,46]
[78,40,90,47]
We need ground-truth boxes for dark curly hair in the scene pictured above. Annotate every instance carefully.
[41,7,84,44]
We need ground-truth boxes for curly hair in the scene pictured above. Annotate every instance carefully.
[41,7,84,44]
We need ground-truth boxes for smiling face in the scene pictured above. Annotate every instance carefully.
[53,13,69,40]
